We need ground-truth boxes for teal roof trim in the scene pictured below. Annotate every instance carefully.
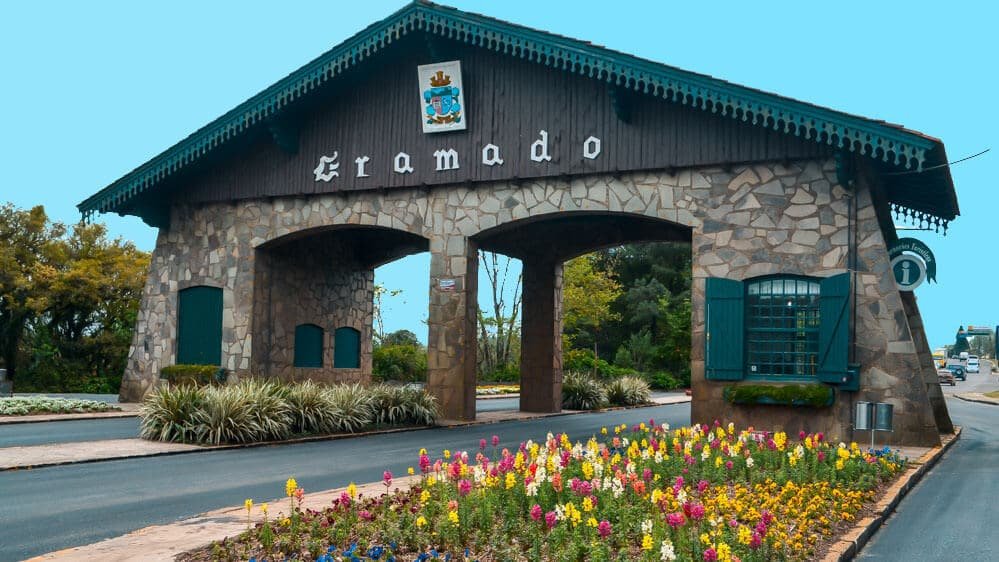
[79,0,943,221]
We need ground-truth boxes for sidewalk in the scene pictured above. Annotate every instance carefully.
[1,394,692,471]
[953,392,999,406]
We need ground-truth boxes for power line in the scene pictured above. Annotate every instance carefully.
[883,148,990,176]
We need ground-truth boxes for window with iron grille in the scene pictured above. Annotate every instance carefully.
[745,276,820,378]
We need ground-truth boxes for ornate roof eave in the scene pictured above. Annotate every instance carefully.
[78,0,947,222]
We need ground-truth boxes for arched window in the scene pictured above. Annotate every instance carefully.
[176,286,222,365]
[294,324,324,368]
[333,327,361,368]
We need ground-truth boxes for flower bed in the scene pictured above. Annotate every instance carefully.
[475,385,519,396]
[185,421,904,561]
[0,396,119,416]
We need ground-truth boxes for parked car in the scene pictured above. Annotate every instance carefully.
[946,364,966,380]
[937,368,956,386]
[967,356,980,373]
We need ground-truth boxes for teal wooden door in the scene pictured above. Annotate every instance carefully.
[333,327,361,368]
[176,286,223,365]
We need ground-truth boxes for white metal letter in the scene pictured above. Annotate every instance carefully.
[433,148,460,171]
[530,130,551,162]
[393,152,414,174]
[313,152,340,182]
[355,155,371,178]
[481,143,504,166]
[583,136,602,160]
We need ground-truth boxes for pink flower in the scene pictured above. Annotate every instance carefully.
[799,430,807,440]
[458,479,472,497]
[530,504,542,521]
[358,509,373,521]
[725,460,734,470]
[419,454,431,473]
[544,511,557,529]
[383,471,393,486]
[479,438,487,450]
[703,547,718,561]
[492,435,500,447]
[338,492,351,507]
[696,480,709,493]
[817,451,826,462]
[642,468,653,482]
[760,510,775,526]
[597,520,612,538]
[749,532,763,549]
[815,432,824,442]
[666,512,685,528]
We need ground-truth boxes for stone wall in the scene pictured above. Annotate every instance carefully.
[253,237,373,383]
[120,158,947,444]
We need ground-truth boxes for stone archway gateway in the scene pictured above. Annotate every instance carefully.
[81,2,958,446]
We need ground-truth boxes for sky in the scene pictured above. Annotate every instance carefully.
[1,0,995,350]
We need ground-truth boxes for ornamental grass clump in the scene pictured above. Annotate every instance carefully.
[138,384,204,442]
[196,421,907,562]
[561,371,607,410]
[369,384,439,426]
[605,375,652,406]
[325,383,375,433]
[285,380,340,434]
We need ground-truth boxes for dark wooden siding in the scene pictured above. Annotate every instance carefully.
[175,36,830,204]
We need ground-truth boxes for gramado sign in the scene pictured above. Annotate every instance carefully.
[312,130,603,182]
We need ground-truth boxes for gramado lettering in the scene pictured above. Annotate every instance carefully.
[312,130,603,182]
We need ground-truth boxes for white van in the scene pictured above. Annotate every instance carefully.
[967,356,980,373]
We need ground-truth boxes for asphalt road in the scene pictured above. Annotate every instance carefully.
[0,417,141,447]
[940,358,998,395]
[0,403,690,561]
[857,397,999,560]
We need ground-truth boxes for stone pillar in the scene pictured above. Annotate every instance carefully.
[427,236,478,421]
[519,259,563,413]
[901,291,954,433]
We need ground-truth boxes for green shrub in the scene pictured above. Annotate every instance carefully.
[0,396,118,416]
[479,363,520,383]
[161,364,226,386]
[605,375,652,406]
[646,371,683,390]
[372,344,427,383]
[195,385,264,445]
[240,379,294,441]
[724,384,834,407]
[369,384,439,426]
[562,371,607,410]
[285,380,340,434]
[563,348,637,379]
[139,385,205,443]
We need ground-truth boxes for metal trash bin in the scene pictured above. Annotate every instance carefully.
[874,403,894,432]
[854,401,872,431]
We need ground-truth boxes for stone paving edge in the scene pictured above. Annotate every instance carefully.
[952,393,999,406]
[820,426,962,561]
[1,396,691,472]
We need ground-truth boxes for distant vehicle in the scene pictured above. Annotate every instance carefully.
[937,368,956,386]
[933,349,947,368]
[959,351,970,361]
[967,356,980,373]
[946,364,966,380]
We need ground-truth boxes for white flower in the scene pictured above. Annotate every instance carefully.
[525,481,539,497]
[701,447,711,461]
[642,519,653,534]
[676,488,687,503]
[660,540,676,561]
[746,457,755,468]
[654,452,664,463]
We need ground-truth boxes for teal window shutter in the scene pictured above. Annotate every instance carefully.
[333,327,361,368]
[705,277,745,381]
[294,324,324,368]
[176,286,223,366]
[817,273,850,383]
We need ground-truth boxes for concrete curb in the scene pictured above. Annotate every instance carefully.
[0,410,138,425]
[821,426,962,561]
[952,393,999,406]
[0,397,691,472]
[474,393,519,400]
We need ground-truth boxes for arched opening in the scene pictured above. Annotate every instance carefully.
[252,226,428,383]
[472,212,692,414]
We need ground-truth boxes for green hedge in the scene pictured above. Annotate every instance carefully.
[161,364,226,386]
[724,383,834,407]
[372,344,427,383]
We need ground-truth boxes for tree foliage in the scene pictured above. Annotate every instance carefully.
[477,251,522,380]
[562,254,622,366]
[0,203,149,391]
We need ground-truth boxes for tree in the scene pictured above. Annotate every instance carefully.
[562,254,622,369]
[477,251,522,378]
[380,329,420,347]
[372,284,403,344]
[0,204,63,383]
[953,326,970,357]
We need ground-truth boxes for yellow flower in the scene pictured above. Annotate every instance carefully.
[601,427,608,435]
[408,467,415,476]
[582,497,594,512]
[505,472,517,489]
[244,499,253,512]
[421,490,431,503]
[444,449,451,460]
[347,482,357,499]
[419,448,427,455]
[448,510,460,526]
[587,517,598,528]
[416,515,427,528]
[280,517,291,527]
[642,534,654,550]
[261,503,269,516]
[286,477,298,498]
[835,459,845,470]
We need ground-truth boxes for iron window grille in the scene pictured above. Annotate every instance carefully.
[745,277,820,378]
